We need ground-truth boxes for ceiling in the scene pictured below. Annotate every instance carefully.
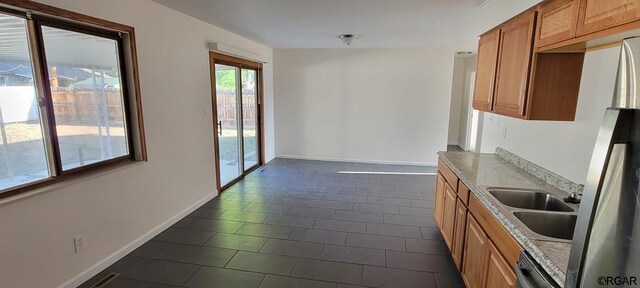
[151,0,488,49]
[0,14,119,67]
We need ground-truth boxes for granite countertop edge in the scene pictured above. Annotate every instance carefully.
[437,151,567,286]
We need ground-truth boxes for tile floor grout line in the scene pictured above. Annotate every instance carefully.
[256,273,269,288]
[81,160,457,287]
[125,251,243,270]
[107,274,187,288]
[222,249,241,268]
[199,231,217,247]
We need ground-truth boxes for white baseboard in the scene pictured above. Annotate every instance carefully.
[59,191,218,288]
[276,154,436,167]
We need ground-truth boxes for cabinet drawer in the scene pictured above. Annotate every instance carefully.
[469,194,523,268]
[438,158,459,191]
[458,180,470,205]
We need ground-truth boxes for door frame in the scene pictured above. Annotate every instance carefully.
[209,51,265,192]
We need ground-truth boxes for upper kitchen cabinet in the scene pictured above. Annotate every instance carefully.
[526,52,584,121]
[493,11,536,118]
[536,0,581,47]
[577,0,640,36]
[535,0,640,51]
[474,0,640,120]
[472,5,585,121]
[472,29,500,112]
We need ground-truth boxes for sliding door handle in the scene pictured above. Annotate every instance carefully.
[217,121,222,136]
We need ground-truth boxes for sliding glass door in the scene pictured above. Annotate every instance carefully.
[241,68,258,170]
[212,56,261,189]
[215,64,241,186]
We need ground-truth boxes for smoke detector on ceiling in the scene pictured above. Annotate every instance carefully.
[339,34,359,46]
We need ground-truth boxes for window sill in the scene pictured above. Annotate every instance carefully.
[0,160,146,207]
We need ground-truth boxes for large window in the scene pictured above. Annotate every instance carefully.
[0,4,144,198]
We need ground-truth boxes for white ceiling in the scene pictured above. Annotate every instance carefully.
[151,0,487,49]
[0,14,119,67]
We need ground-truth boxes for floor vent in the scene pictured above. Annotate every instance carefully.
[91,273,120,288]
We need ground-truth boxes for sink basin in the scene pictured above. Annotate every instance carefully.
[488,188,574,212]
[513,211,577,240]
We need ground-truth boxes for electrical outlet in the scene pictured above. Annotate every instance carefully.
[74,236,86,253]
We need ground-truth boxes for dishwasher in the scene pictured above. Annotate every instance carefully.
[516,251,560,288]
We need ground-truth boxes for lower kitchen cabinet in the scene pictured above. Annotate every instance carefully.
[462,215,489,288]
[486,241,517,288]
[461,214,516,288]
[436,158,521,288]
[452,198,468,269]
[435,173,445,228]
[442,183,457,249]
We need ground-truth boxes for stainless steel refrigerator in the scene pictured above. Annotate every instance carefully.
[565,37,640,288]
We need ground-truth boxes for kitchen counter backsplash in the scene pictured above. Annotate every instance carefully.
[496,147,584,194]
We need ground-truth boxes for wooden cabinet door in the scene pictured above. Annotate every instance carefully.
[577,0,640,36]
[462,215,490,288]
[485,241,517,288]
[434,172,445,228]
[536,0,580,47]
[472,29,500,112]
[452,199,468,270]
[442,183,457,249]
[493,11,536,118]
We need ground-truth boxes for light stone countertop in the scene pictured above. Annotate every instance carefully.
[438,151,576,286]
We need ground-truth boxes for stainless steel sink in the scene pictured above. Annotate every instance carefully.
[513,211,577,240]
[488,188,574,212]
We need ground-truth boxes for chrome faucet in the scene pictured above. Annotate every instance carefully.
[564,192,582,204]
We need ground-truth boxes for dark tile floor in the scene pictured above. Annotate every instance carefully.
[79,159,465,288]
[446,145,464,152]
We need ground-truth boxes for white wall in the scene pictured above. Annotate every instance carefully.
[474,0,543,36]
[0,1,274,287]
[480,48,618,184]
[448,57,464,145]
[457,54,477,150]
[274,48,455,166]
[474,0,617,184]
